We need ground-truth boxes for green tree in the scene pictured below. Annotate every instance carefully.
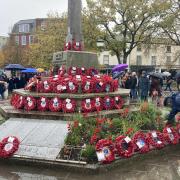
[86,0,171,64]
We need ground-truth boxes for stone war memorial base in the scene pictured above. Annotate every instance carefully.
[0,88,130,120]
[0,117,179,173]
[52,51,98,68]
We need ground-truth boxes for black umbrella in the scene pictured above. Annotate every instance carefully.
[149,72,163,79]
[4,64,25,70]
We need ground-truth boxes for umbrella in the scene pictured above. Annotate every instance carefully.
[163,71,171,77]
[37,68,44,73]
[21,68,37,73]
[112,71,124,79]
[4,64,25,70]
[112,64,128,73]
[149,72,163,79]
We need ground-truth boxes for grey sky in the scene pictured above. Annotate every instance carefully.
[0,0,86,36]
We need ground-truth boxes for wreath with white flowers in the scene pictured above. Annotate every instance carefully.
[72,41,82,51]
[96,139,115,164]
[0,136,20,158]
[132,131,150,154]
[94,79,104,93]
[37,97,49,111]
[114,96,124,109]
[81,99,94,113]
[147,131,165,149]
[49,97,62,112]
[115,135,134,158]
[24,96,36,111]
[62,98,76,113]
[163,126,179,145]
[103,96,114,110]
[42,80,52,93]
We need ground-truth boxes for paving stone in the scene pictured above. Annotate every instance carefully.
[0,118,68,160]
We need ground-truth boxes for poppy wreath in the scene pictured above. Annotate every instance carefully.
[42,80,52,93]
[94,79,104,93]
[37,97,49,111]
[81,78,94,93]
[94,97,103,112]
[62,98,76,113]
[72,41,82,51]
[53,81,67,94]
[95,139,115,164]
[58,65,66,77]
[0,136,20,158]
[146,131,165,149]
[80,67,87,76]
[87,68,99,76]
[74,75,82,83]
[103,96,114,110]
[67,79,78,93]
[102,75,113,93]
[81,98,94,113]
[132,131,150,154]
[68,67,78,76]
[24,96,36,111]
[14,95,24,109]
[64,42,71,51]
[115,135,134,158]
[114,96,124,109]
[176,123,180,140]
[112,79,119,91]
[10,93,18,106]
[49,97,62,112]
[163,126,179,145]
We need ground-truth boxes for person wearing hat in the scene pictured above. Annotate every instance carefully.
[138,71,150,101]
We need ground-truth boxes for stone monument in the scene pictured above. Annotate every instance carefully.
[52,0,98,68]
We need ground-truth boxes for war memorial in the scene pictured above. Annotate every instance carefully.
[0,0,179,173]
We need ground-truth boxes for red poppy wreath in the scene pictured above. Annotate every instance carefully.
[62,98,76,113]
[0,136,20,158]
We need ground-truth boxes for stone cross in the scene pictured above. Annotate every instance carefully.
[66,0,83,44]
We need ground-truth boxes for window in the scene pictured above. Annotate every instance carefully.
[41,22,46,31]
[137,45,142,51]
[166,46,171,53]
[136,55,142,65]
[21,36,27,45]
[15,36,19,45]
[103,55,109,65]
[29,35,34,44]
[19,24,29,33]
[151,56,156,65]
[166,56,171,64]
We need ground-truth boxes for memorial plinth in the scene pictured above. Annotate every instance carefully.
[52,51,99,68]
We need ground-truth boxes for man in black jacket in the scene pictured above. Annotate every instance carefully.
[130,72,137,100]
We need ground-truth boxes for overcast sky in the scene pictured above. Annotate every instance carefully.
[0,0,86,36]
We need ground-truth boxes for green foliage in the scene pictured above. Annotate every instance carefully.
[86,0,173,63]
[80,145,97,162]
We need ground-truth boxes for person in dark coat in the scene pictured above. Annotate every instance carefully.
[138,71,150,101]
[149,77,162,97]
[0,76,6,99]
[129,72,137,100]
[167,92,180,125]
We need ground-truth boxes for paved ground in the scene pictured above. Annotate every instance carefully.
[0,118,68,160]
